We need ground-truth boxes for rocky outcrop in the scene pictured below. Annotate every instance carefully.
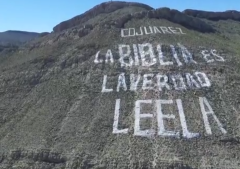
[53,3,215,34]
[110,8,215,32]
[53,1,153,32]
[183,9,240,22]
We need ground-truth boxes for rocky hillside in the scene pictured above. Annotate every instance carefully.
[0,1,240,169]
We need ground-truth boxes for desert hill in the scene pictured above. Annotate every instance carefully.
[0,1,240,169]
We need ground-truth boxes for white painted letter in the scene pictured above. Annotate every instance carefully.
[118,44,134,67]
[176,99,199,138]
[134,100,155,137]
[171,74,187,90]
[168,27,181,34]
[138,43,157,67]
[130,74,141,91]
[170,45,182,66]
[195,72,211,88]
[129,28,136,37]
[185,73,200,89]
[199,97,227,135]
[105,49,114,64]
[133,44,140,66]
[157,44,173,66]
[101,75,113,92]
[211,49,225,62]
[121,28,129,37]
[153,26,162,34]
[136,27,143,36]
[201,50,214,63]
[113,99,129,134]
[176,28,186,34]
[178,43,197,64]
[94,51,103,63]
[144,26,153,35]
[160,27,172,34]
[156,100,179,137]
[156,74,171,91]
[142,74,154,90]
[117,73,127,92]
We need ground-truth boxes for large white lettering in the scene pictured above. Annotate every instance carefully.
[112,98,228,138]
[113,99,129,134]
[156,100,179,137]
[199,97,227,135]
[138,43,157,67]
[134,100,155,137]
[118,44,134,67]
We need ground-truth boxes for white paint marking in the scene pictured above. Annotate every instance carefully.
[153,26,162,34]
[211,49,225,62]
[176,28,186,34]
[130,74,141,91]
[133,44,140,66]
[144,26,153,35]
[195,72,211,88]
[168,27,181,34]
[199,97,227,135]
[157,44,174,66]
[118,44,134,67]
[156,100,180,137]
[129,28,136,37]
[117,73,127,92]
[171,74,187,90]
[136,27,143,36]
[105,49,114,64]
[201,50,214,63]
[170,45,183,66]
[156,74,171,91]
[134,100,155,137]
[138,43,157,67]
[94,51,103,63]
[113,99,129,134]
[185,73,200,89]
[160,27,172,34]
[176,99,199,138]
[142,74,154,90]
[121,28,129,37]
[178,43,197,64]
[101,75,113,93]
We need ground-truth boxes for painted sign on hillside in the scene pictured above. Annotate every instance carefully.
[93,26,227,139]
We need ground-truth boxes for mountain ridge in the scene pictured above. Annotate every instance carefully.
[0,1,240,169]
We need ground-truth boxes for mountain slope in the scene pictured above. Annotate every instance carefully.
[0,1,240,169]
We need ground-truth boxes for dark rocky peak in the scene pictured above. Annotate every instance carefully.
[52,2,217,37]
[183,9,240,22]
[53,1,153,32]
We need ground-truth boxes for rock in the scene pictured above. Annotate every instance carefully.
[78,28,91,38]
[53,1,153,32]
[112,7,215,33]
[183,9,240,22]
[114,14,132,28]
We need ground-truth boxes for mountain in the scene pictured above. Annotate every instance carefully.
[0,30,41,45]
[0,1,240,169]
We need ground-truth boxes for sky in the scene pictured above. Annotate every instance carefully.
[0,0,239,33]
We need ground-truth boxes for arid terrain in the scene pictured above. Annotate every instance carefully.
[0,1,240,169]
